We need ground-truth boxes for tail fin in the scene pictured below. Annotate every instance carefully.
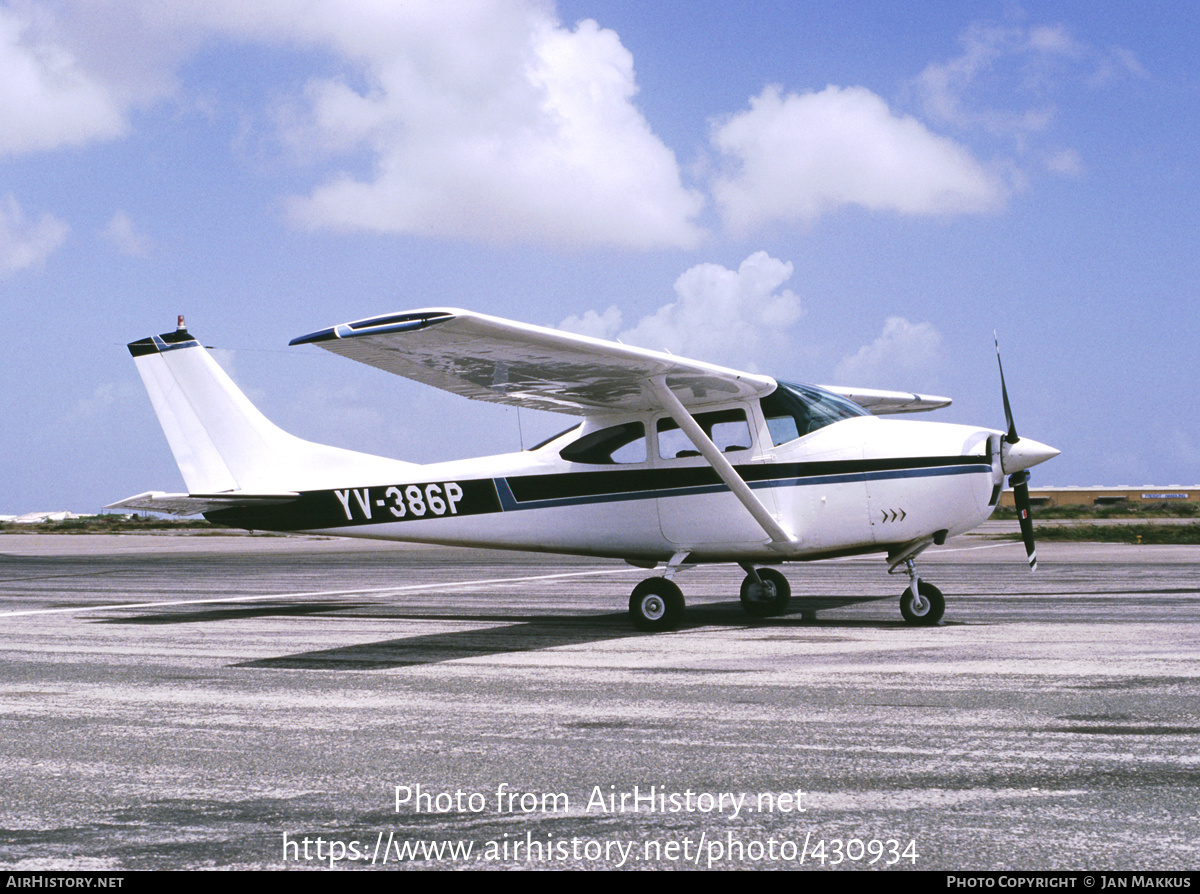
[128,322,412,494]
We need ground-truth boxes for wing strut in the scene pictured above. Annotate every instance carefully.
[648,377,795,549]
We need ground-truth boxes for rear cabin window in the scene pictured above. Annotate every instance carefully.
[760,382,868,446]
[657,408,752,460]
[528,424,580,452]
[558,422,647,465]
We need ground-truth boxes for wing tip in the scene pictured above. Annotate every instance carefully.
[288,327,336,347]
[290,310,459,347]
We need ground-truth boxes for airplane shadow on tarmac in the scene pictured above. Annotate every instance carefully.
[99,595,903,670]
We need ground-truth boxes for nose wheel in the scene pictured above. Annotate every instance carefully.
[900,581,944,625]
[898,560,944,625]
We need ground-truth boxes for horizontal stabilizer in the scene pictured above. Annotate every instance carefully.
[106,491,300,517]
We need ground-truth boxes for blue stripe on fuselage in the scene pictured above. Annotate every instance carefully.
[495,460,991,512]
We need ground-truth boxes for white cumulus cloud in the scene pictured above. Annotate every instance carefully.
[1044,147,1084,178]
[914,20,1146,173]
[833,317,942,387]
[0,194,69,277]
[275,4,704,247]
[710,85,1006,235]
[100,210,150,257]
[557,306,623,341]
[915,22,1066,139]
[560,251,802,370]
[4,1,703,249]
[0,5,126,155]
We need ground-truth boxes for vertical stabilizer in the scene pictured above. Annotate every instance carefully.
[127,324,411,494]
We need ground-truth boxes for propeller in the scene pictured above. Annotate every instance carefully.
[1008,468,1037,570]
[996,334,1019,446]
[996,334,1041,571]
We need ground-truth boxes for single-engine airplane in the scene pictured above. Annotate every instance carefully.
[110,309,1058,630]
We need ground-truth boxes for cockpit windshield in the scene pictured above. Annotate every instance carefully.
[760,381,868,446]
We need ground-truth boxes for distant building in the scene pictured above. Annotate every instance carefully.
[999,487,1198,508]
[9,511,80,524]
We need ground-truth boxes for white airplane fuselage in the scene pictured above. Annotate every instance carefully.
[206,410,1002,565]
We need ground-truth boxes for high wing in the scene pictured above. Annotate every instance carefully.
[291,308,950,416]
[820,386,951,415]
[289,308,776,414]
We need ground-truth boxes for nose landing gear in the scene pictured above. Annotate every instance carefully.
[898,559,944,626]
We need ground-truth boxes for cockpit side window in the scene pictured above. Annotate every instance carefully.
[760,382,868,446]
[559,421,647,465]
[657,408,752,459]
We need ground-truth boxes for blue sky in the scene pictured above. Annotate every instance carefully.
[2,0,1197,514]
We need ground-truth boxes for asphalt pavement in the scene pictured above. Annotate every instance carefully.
[1,533,1197,870]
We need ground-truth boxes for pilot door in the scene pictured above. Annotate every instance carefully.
[652,406,781,547]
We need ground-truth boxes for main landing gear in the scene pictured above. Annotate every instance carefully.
[627,564,794,631]
[628,577,686,632]
[738,564,791,618]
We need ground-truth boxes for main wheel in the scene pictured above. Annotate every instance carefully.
[740,567,791,618]
[629,578,685,632]
[900,581,945,626]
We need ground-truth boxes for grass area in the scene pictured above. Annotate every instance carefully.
[1,515,226,534]
[1007,523,1200,545]
[993,501,1200,520]
[995,500,1200,544]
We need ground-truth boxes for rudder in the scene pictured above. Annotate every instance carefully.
[128,320,411,494]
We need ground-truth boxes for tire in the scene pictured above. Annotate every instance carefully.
[900,581,945,626]
[629,578,685,632]
[740,567,791,618]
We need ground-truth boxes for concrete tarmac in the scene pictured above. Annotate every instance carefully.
[1,532,1198,870]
